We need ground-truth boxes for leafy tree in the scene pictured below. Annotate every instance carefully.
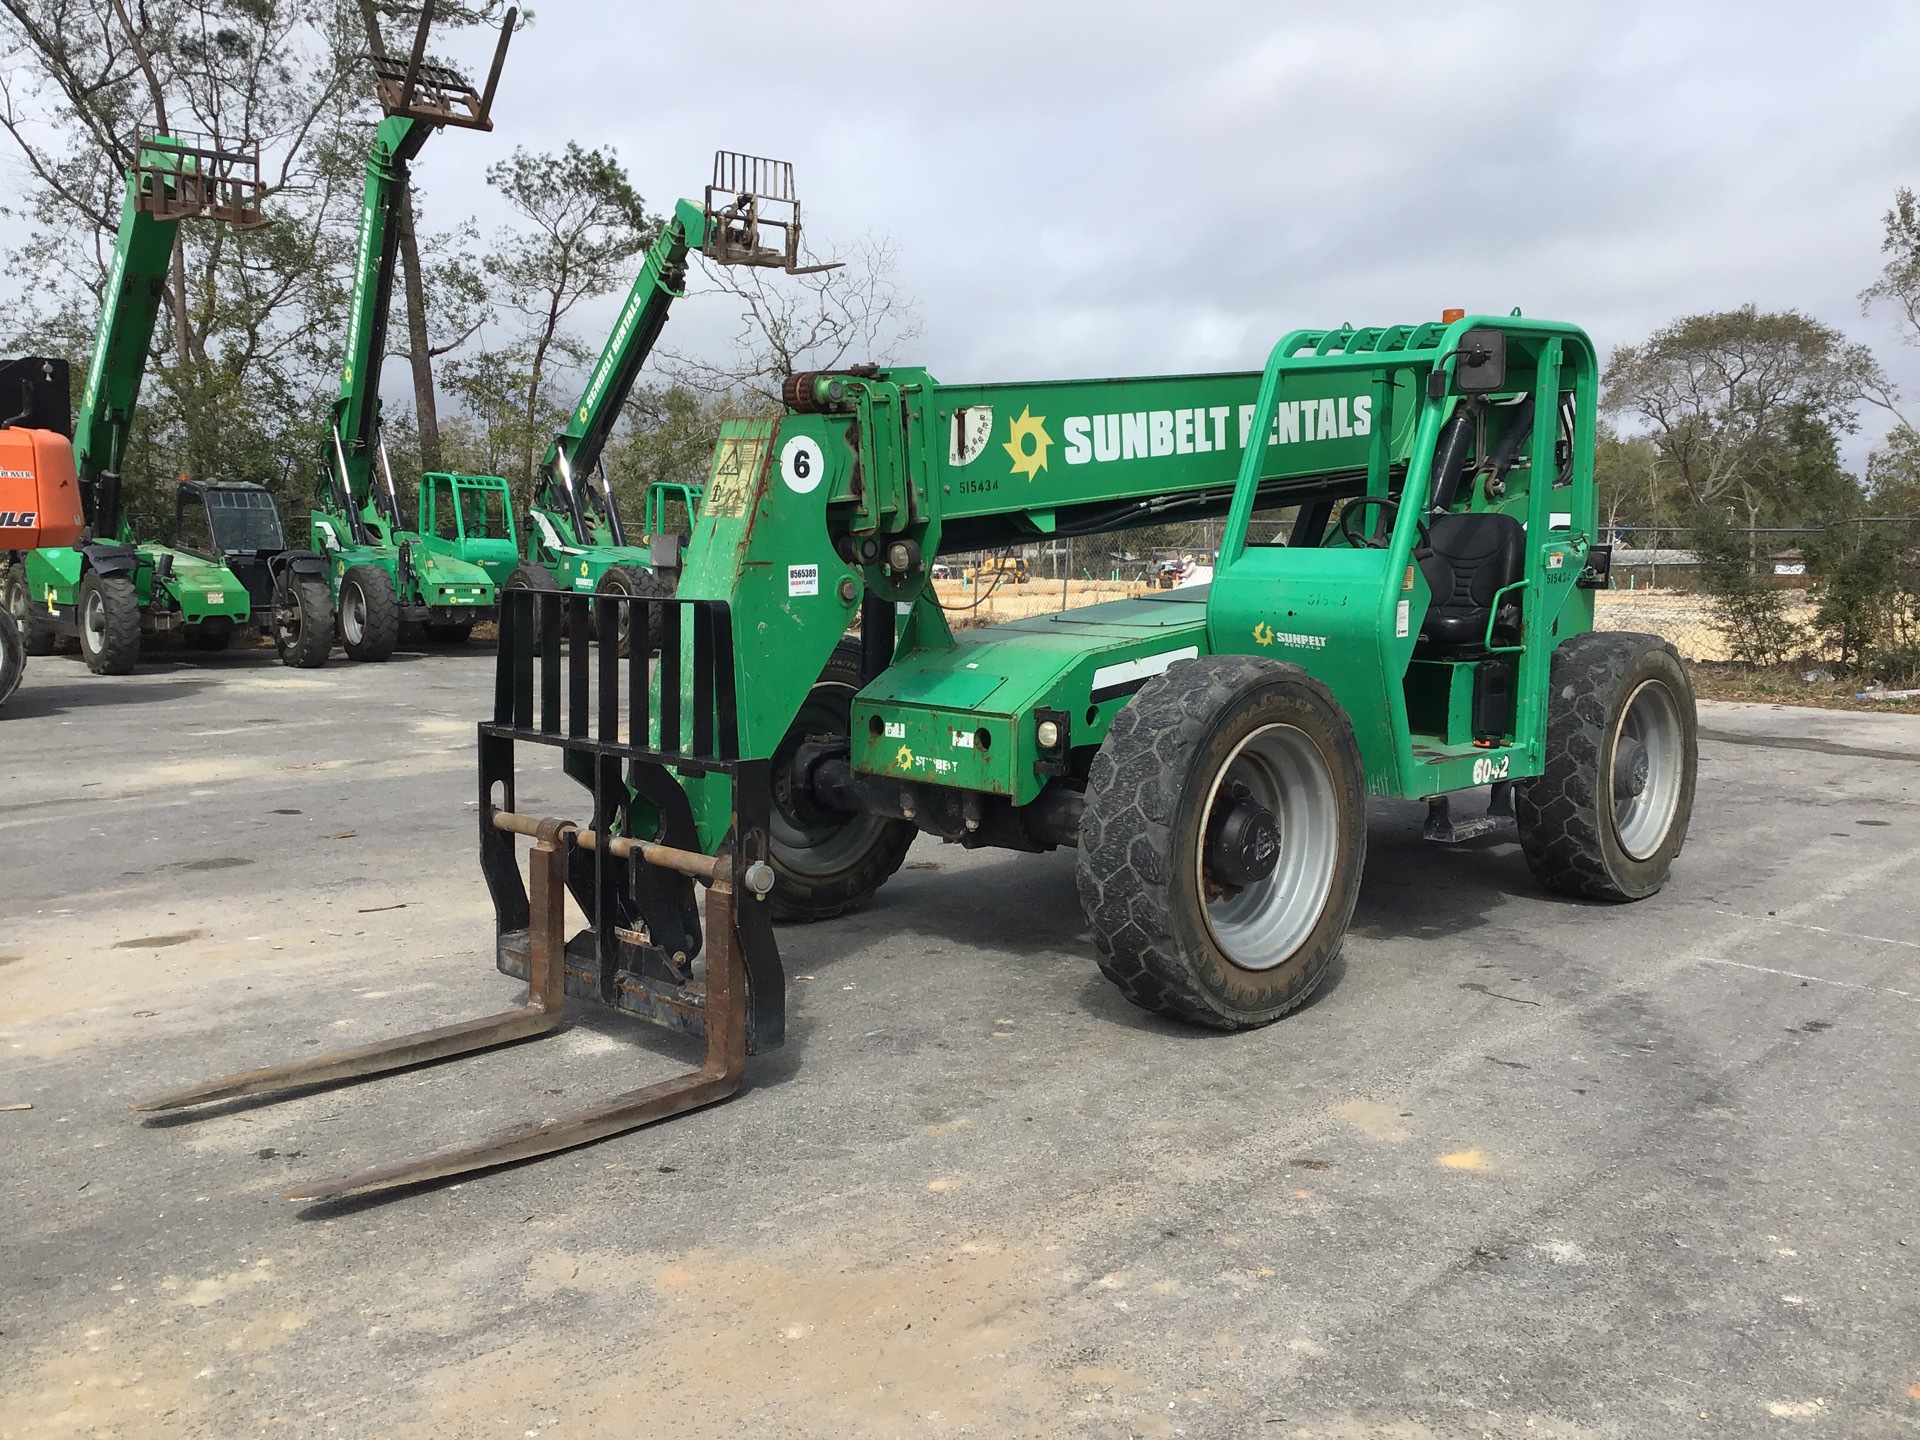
[1689,506,1805,666]
[1866,426,1920,516]
[443,141,655,505]
[1602,306,1886,531]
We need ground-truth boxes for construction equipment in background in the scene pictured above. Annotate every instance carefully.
[143,265,1697,1194]
[0,358,86,708]
[498,154,823,648]
[3,135,333,674]
[305,4,514,661]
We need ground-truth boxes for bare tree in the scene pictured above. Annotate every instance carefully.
[659,233,922,409]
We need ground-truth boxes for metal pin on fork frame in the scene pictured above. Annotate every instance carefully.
[130,812,748,1203]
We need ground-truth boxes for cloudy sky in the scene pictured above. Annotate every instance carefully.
[214,3,1920,467]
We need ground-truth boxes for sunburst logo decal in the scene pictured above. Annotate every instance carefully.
[1003,407,1052,480]
[1252,622,1275,647]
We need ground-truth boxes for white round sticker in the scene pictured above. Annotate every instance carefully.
[781,434,825,494]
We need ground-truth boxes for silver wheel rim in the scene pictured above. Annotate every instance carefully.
[341,584,365,645]
[6,578,24,626]
[1611,679,1683,861]
[1196,722,1339,971]
[83,587,106,651]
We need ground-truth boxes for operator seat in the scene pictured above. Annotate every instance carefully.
[1416,511,1525,654]
[1414,404,1528,655]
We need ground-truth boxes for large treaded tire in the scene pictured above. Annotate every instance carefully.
[767,640,916,922]
[505,562,561,655]
[338,564,399,662]
[0,604,22,709]
[1076,654,1367,1030]
[4,568,54,657]
[595,563,673,657]
[274,576,333,668]
[1515,631,1697,901]
[78,571,141,675]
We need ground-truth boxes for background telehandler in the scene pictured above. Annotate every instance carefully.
[482,157,805,648]
[1,134,334,674]
[0,357,87,708]
[144,168,1696,1202]
[304,6,514,662]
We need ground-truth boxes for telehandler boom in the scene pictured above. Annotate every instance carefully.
[144,185,1695,1200]
[305,5,514,661]
[1,135,329,674]
[491,155,822,645]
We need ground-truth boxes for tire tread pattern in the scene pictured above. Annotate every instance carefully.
[1515,630,1692,901]
[1076,653,1356,1030]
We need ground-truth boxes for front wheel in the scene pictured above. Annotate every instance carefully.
[1515,631,1697,901]
[3,568,53,657]
[338,565,399,662]
[594,563,673,657]
[0,605,23,709]
[274,576,333,668]
[504,563,561,655]
[766,640,916,921]
[1077,654,1368,1029]
[78,571,141,675]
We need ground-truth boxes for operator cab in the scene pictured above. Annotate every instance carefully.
[174,481,289,610]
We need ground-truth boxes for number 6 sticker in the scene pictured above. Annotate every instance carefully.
[781,434,824,495]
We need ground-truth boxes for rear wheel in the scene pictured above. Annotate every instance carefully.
[274,575,332,668]
[1516,631,1697,901]
[504,563,561,655]
[78,571,141,675]
[4,567,54,656]
[1077,654,1367,1029]
[595,563,673,656]
[0,605,23,709]
[767,640,916,922]
[338,565,399,662]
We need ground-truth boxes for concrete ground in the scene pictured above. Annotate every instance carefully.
[2,643,1918,1440]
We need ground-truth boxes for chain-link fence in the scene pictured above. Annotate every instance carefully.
[936,519,1920,700]
[1594,519,1920,694]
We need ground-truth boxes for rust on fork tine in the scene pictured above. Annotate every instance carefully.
[128,817,577,1115]
[280,849,748,1203]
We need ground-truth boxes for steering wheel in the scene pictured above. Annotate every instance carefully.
[1334,496,1429,551]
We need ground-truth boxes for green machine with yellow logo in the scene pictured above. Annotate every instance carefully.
[145,274,1705,1198]
[304,9,512,661]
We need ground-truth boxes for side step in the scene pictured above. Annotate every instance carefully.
[1423,781,1515,844]
[131,813,752,1203]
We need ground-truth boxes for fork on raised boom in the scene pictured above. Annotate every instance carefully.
[132,589,782,1202]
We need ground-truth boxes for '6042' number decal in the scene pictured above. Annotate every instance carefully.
[1472,754,1511,785]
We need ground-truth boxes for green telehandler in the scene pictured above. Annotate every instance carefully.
[304,6,514,662]
[144,174,1696,1203]
[486,155,816,646]
[2,134,335,674]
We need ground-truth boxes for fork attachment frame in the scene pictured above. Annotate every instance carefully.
[130,590,782,1202]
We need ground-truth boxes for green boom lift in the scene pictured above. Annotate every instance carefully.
[306,6,514,662]
[145,179,1698,1202]
[3,134,333,674]
[490,155,825,645]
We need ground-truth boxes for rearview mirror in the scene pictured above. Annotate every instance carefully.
[1454,327,1506,393]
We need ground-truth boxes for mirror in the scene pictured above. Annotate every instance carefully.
[1454,327,1506,392]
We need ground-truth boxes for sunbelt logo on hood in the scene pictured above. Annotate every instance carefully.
[950,393,1374,485]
